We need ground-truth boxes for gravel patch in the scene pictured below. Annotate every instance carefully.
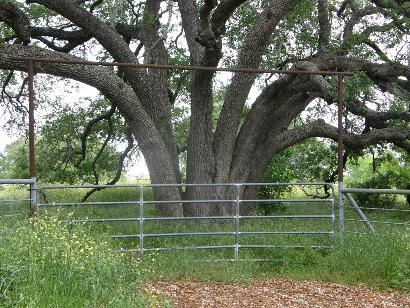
[148,278,410,307]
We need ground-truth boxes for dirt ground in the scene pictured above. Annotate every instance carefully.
[148,278,410,307]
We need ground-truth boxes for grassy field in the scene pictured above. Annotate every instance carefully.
[1,183,410,307]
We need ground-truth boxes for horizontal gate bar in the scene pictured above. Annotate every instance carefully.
[121,245,236,252]
[144,216,234,221]
[345,219,408,226]
[39,182,335,190]
[239,231,334,236]
[0,179,35,185]
[143,199,234,204]
[111,231,334,239]
[39,201,138,207]
[0,199,32,203]
[61,218,140,223]
[345,206,410,212]
[240,199,333,203]
[239,245,334,249]
[240,215,333,219]
[112,232,236,239]
[62,216,237,223]
[59,215,334,224]
[341,188,410,195]
[39,199,333,207]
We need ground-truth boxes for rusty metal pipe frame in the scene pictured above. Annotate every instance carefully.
[15,57,347,221]
[27,60,38,217]
[11,56,353,76]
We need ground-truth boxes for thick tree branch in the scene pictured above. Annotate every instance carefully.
[212,0,301,183]
[345,100,410,123]
[273,120,410,153]
[0,0,31,44]
[186,0,254,189]
[26,1,149,81]
[76,105,117,167]
[244,119,410,191]
[229,62,328,182]
[341,6,380,53]
[315,55,410,79]
[370,0,410,18]
[198,0,217,36]
[31,27,89,41]
[318,0,331,53]
[90,116,114,185]
[177,0,203,64]
[81,127,134,202]
[210,0,248,36]
[337,0,353,17]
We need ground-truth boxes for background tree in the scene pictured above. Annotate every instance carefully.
[347,146,410,208]
[0,0,408,216]
[0,99,134,194]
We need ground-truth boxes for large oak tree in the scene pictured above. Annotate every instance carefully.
[0,0,409,216]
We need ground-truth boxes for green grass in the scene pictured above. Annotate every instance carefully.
[143,232,410,290]
[0,213,160,307]
[1,183,410,307]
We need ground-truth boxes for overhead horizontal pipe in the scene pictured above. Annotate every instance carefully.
[9,57,353,76]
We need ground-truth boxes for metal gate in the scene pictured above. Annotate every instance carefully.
[0,179,37,219]
[37,182,336,261]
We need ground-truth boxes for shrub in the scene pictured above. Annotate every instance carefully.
[350,175,398,209]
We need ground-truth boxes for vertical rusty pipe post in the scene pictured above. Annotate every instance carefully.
[337,75,344,183]
[337,74,344,233]
[28,60,37,217]
[28,60,36,178]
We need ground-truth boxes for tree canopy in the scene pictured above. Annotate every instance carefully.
[0,99,132,186]
[0,0,409,216]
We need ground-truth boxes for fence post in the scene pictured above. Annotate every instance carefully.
[139,185,144,257]
[330,184,336,244]
[234,184,241,262]
[30,177,38,217]
[338,181,344,234]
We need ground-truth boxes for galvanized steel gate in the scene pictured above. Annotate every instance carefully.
[37,182,336,261]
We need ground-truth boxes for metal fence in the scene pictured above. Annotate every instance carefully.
[0,178,37,219]
[37,182,336,261]
[3,178,409,261]
[339,185,410,234]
